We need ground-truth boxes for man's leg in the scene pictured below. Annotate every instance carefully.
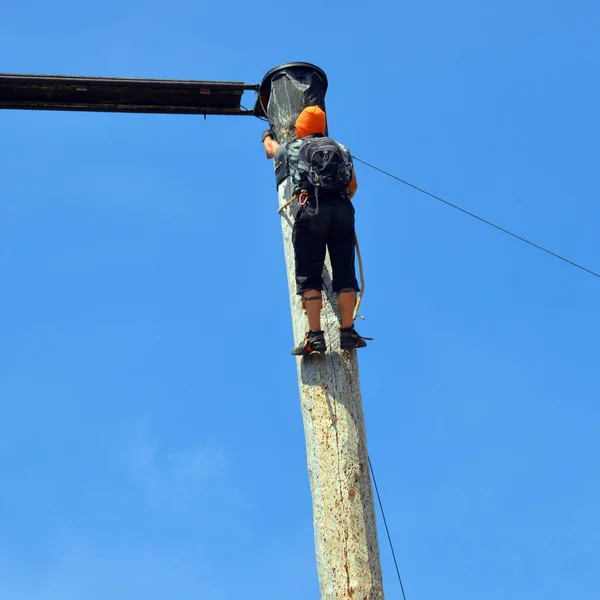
[328,199,369,349]
[291,202,328,354]
[337,289,356,329]
[302,290,323,331]
[328,199,360,318]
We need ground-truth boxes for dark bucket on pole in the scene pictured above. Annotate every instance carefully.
[257,62,328,144]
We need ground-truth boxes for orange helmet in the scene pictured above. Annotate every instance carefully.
[295,105,327,139]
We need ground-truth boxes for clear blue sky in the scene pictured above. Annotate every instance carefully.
[1,1,599,598]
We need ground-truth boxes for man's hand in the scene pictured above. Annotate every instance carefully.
[262,128,280,159]
[261,128,275,143]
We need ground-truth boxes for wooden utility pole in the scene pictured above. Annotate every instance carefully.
[259,63,384,600]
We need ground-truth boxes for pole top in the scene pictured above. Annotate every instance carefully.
[256,62,328,118]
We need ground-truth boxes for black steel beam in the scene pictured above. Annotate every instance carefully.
[0,73,259,115]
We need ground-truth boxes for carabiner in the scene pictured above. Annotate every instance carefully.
[298,191,310,206]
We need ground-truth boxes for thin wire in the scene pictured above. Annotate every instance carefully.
[242,104,269,122]
[369,455,408,600]
[352,156,600,280]
[251,103,597,279]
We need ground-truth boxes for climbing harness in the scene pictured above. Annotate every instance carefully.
[293,188,319,215]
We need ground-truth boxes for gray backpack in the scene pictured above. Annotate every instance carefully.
[293,136,353,195]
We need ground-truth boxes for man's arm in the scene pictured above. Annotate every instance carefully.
[339,143,358,199]
[348,169,358,199]
[264,136,280,159]
[262,129,280,159]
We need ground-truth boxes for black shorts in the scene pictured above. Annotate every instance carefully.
[292,195,359,294]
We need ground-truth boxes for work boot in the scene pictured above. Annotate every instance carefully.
[340,326,370,350]
[291,330,327,356]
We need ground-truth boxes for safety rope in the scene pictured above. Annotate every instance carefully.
[354,232,365,321]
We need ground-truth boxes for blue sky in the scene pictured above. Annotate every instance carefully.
[1,1,599,598]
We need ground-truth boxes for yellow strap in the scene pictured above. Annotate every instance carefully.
[277,194,297,214]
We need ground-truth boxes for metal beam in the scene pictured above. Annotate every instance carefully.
[0,73,259,115]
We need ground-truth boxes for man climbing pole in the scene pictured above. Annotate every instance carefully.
[262,105,370,356]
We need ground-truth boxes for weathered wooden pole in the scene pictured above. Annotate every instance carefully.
[259,63,384,600]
